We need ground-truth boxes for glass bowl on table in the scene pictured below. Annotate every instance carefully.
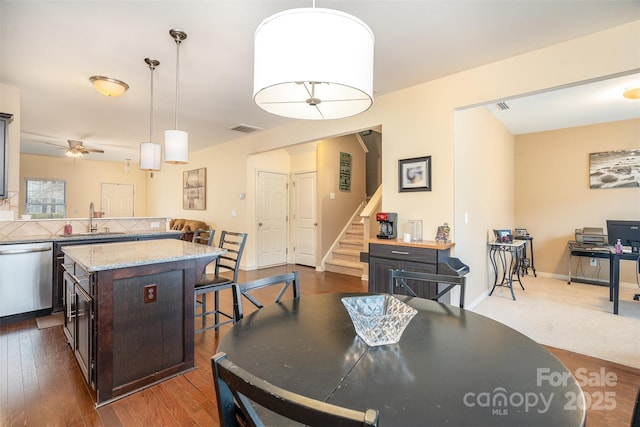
[341,294,417,346]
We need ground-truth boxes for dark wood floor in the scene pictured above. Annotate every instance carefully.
[0,265,638,426]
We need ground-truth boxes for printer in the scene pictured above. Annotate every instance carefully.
[574,227,608,245]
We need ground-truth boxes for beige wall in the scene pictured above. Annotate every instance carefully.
[455,106,516,304]
[317,135,367,256]
[515,118,640,284]
[143,20,640,288]
[20,154,149,218]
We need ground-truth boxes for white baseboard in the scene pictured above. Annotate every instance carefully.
[466,290,490,311]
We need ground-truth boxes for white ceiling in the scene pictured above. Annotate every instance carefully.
[2,1,640,163]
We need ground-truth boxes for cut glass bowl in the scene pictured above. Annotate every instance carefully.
[341,295,417,346]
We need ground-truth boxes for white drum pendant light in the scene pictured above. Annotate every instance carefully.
[253,6,374,120]
[140,58,162,171]
[165,29,189,164]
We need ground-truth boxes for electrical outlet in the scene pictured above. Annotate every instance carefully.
[150,222,160,228]
[144,284,157,303]
[590,258,597,267]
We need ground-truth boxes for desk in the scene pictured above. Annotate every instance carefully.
[567,241,610,286]
[610,251,640,315]
[568,242,639,315]
[488,240,527,300]
[218,293,586,426]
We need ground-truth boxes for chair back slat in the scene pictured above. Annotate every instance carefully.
[388,269,466,308]
[212,352,379,427]
[233,271,300,320]
[192,228,215,246]
[215,231,248,282]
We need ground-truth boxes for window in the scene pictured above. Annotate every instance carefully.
[25,179,66,218]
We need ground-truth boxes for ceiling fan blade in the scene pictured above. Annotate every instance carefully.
[44,142,66,149]
[85,148,105,153]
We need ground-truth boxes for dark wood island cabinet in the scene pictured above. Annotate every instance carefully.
[367,240,456,299]
[53,231,180,312]
[62,239,224,406]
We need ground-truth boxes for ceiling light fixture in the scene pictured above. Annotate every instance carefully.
[89,76,129,97]
[253,1,374,120]
[139,58,162,171]
[164,29,189,164]
[623,87,640,99]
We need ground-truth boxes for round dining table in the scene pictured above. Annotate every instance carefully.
[217,292,586,426]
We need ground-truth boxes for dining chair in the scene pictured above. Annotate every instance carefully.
[192,228,215,246]
[232,271,300,321]
[212,352,379,427]
[388,269,466,308]
[194,230,248,334]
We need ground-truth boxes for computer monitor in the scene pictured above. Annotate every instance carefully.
[606,220,640,253]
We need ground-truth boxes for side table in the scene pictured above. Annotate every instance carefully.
[488,240,527,300]
[518,235,537,277]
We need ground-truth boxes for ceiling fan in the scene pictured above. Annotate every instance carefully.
[46,140,105,157]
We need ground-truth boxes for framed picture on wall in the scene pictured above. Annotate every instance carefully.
[183,167,206,210]
[399,156,431,192]
[589,149,640,189]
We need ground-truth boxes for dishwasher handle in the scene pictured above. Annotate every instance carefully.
[0,246,52,256]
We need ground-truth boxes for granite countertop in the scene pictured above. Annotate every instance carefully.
[62,239,226,272]
[0,230,181,245]
[367,238,455,250]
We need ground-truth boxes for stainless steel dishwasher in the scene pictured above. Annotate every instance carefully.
[0,242,53,317]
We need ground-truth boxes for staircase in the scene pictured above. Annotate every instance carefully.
[325,220,366,277]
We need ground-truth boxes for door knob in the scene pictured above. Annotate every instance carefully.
[258,222,263,226]
[314,223,318,226]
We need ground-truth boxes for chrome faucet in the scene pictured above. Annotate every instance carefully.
[89,202,98,232]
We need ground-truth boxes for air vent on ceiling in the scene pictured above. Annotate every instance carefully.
[496,102,510,111]
[229,124,262,134]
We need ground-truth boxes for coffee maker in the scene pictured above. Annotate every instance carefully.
[376,212,398,239]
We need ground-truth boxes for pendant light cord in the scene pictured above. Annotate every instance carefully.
[150,64,155,141]
[174,37,181,130]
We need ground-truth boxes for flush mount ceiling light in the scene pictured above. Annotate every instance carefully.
[253,3,374,120]
[623,87,640,99]
[164,29,189,164]
[89,76,129,97]
[139,58,162,171]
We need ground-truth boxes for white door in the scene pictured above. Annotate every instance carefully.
[256,171,288,267]
[293,172,317,267]
[100,183,134,217]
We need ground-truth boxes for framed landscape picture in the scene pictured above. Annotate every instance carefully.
[399,156,431,192]
[589,149,640,189]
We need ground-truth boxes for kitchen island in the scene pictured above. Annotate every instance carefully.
[62,239,225,406]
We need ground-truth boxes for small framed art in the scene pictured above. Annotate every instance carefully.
[398,156,431,192]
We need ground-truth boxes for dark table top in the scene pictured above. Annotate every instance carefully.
[218,293,586,427]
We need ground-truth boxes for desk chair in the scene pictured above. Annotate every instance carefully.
[212,352,379,427]
[192,228,215,245]
[232,271,300,321]
[388,269,466,308]
[194,231,247,334]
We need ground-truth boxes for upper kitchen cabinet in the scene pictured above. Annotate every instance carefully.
[0,113,13,199]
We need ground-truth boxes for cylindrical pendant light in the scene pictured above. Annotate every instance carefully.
[140,58,162,171]
[253,7,374,120]
[164,29,189,164]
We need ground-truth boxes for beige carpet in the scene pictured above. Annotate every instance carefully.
[36,312,64,329]
[472,275,640,369]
